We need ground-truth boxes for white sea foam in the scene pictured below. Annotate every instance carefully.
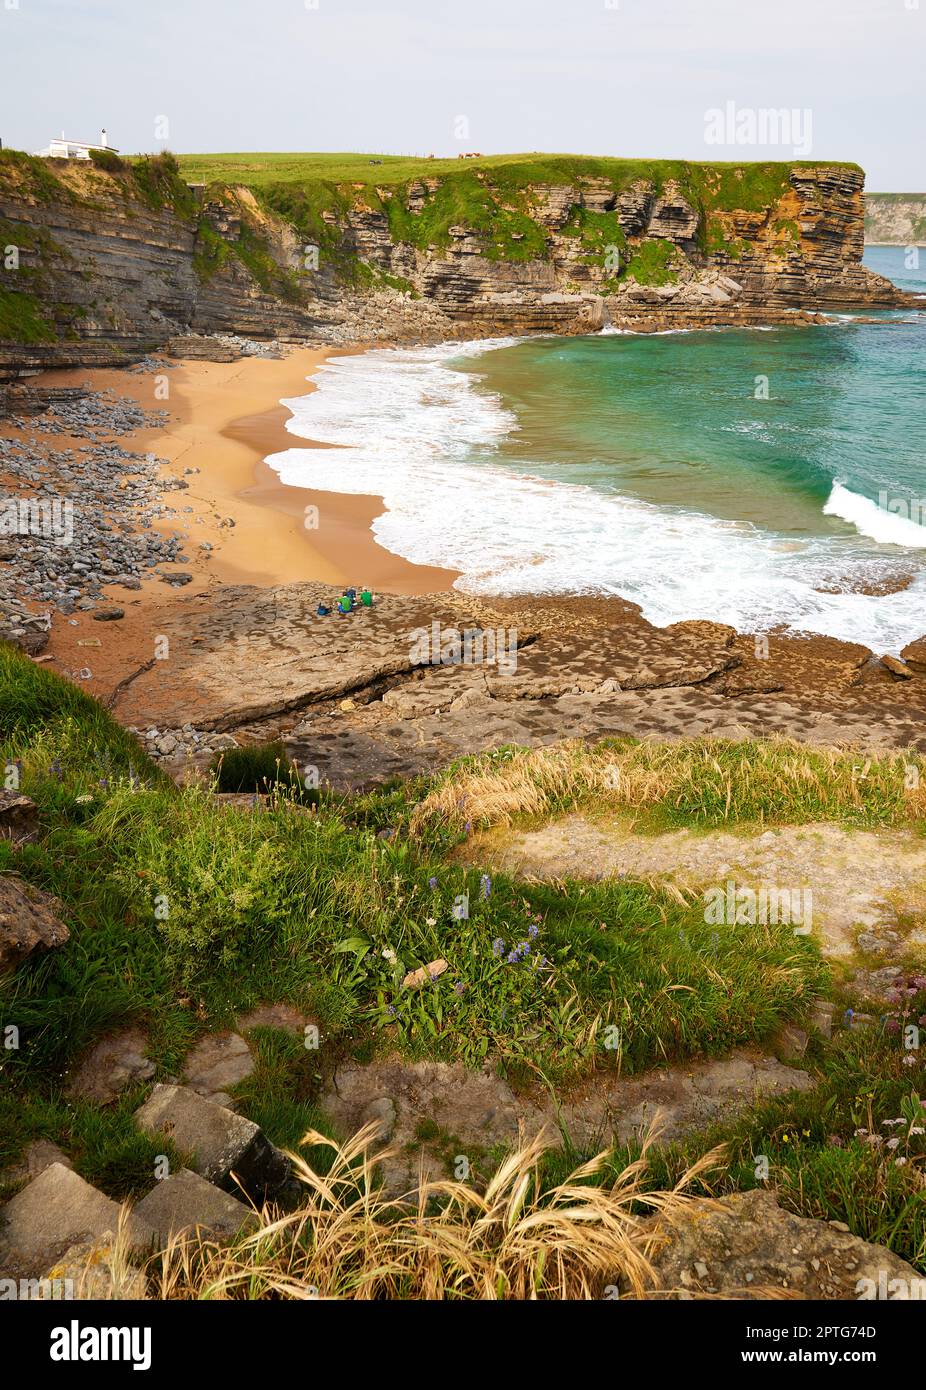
[266,341,926,653]
[824,482,926,548]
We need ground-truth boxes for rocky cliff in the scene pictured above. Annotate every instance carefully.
[864,193,926,245]
[0,150,912,378]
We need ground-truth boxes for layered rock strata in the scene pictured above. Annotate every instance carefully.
[0,156,914,378]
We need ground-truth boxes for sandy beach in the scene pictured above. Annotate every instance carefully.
[41,345,460,598]
[14,345,458,699]
[11,332,923,718]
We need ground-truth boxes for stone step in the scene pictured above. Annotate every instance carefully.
[133,1168,260,1243]
[133,1083,288,1201]
[182,1030,254,1107]
[0,1163,155,1280]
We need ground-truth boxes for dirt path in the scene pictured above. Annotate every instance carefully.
[321,1050,813,1196]
[465,815,926,965]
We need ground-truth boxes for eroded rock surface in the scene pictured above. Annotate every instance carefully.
[67,1028,156,1104]
[182,1032,255,1107]
[100,584,926,793]
[0,792,40,846]
[3,1140,73,1187]
[0,876,70,974]
[640,1189,921,1300]
[321,1051,811,1197]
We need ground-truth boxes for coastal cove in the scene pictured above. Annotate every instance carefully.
[5,0,926,1323]
[2,17,926,1314]
[263,248,926,652]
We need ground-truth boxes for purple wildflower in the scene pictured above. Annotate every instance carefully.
[492,938,505,958]
[481,875,492,899]
[429,876,438,890]
[527,923,539,940]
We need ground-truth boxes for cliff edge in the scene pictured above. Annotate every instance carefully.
[0,150,912,378]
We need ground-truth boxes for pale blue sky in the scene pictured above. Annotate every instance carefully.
[1,0,922,188]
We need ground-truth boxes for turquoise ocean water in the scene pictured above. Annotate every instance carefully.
[269,246,926,651]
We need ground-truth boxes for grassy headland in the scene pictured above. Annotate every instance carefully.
[2,643,925,1274]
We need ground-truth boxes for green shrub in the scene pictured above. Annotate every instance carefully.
[99,785,295,981]
[89,148,126,174]
[0,288,56,344]
[624,237,678,286]
[130,152,195,216]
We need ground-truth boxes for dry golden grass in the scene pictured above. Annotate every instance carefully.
[146,1123,724,1301]
[410,741,600,835]
[410,737,926,837]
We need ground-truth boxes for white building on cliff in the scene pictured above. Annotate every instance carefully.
[34,129,118,160]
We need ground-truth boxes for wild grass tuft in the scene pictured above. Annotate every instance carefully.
[149,1123,723,1300]
[411,737,926,838]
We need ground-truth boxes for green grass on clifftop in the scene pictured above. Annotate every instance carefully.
[175,151,858,198]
